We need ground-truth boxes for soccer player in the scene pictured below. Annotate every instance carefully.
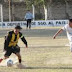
[0,25,28,65]
[53,19,72,52]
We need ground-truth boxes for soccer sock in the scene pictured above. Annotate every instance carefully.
[0,58,3,63]
[19,59,21,63]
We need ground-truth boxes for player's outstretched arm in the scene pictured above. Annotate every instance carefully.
[53,29,63,39]
[21,36,28,48]
[19,32,28,48]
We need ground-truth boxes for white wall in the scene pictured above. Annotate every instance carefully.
[0,20,69,28]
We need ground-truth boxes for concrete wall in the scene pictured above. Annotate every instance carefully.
[1,1,72,21]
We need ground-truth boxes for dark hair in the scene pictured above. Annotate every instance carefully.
[15,25,22,29]
[69,19,72,22]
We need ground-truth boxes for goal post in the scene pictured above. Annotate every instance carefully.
[0,4,3,22]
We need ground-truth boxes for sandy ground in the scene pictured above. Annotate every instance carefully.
[0,28,72,72]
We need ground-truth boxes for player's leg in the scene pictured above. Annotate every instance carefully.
[13,46,26,68]
[0,58,3,63]
[15,53,22,63]
[0,37,11,62]
[29,19,31,29]
[27,20,28,29]
[15,53,25,69]
[0,55,10,63]
[70,42,72,52]
[0,47,12,63]
[69,37,72,52]
[13,45,21,63]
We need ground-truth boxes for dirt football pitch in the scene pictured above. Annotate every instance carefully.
[0,27,72,72]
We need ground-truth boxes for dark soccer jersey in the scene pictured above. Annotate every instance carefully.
[4,31,27,49]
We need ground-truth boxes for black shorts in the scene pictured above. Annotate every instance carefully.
[4,45,20,57]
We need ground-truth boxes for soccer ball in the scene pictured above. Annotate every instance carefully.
[7,59,13,67]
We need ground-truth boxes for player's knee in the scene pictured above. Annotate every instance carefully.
[16,53,21,59]
[4,56,9,59]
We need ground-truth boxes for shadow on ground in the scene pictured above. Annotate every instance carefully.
[21,46,66,49]
[16,66,72,69]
